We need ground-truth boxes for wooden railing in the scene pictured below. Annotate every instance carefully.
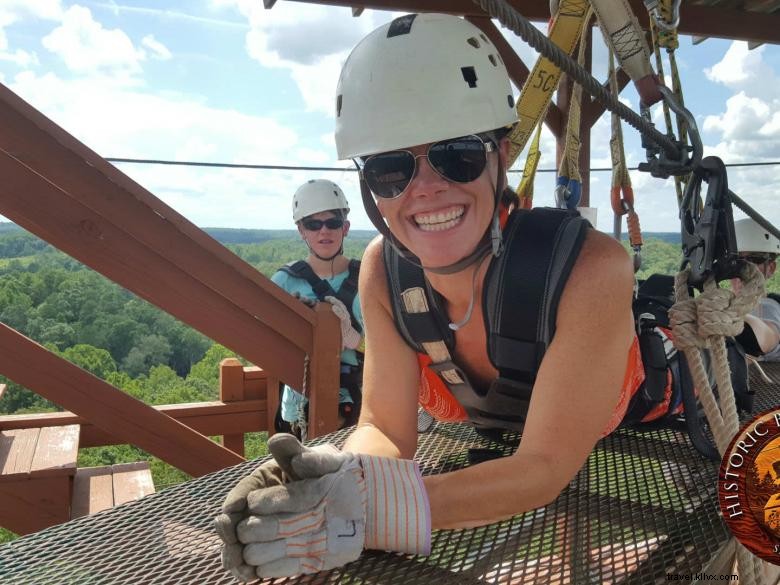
[0,358,337,460]
[0,80,343,476]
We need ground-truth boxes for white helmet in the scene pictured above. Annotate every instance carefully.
[292,179,350,223]
[735,217,780,255]
[335,13,517,159]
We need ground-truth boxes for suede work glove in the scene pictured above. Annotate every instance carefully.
[214,435,340,581]
[324,296,362,350]
[291,291,317,308]
[234,434,431,579]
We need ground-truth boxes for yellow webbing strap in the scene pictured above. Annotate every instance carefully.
[555,15,591,210]
[515,117,544,209]
[506,0,590,167]
[649,0,689,206]
[608,48,643,267]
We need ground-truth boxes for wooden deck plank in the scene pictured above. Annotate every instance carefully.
[0,428,39,478]
[71,467,114,518]
[29,424,79,475]
[0,476,72,534]
[111,462,154,506]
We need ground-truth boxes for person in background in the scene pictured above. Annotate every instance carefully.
[271,179,364,438]
[733,217,780,361]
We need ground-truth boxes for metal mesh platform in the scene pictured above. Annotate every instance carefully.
[2,362,780,585]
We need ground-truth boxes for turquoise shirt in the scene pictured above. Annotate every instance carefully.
[271,266,364,422]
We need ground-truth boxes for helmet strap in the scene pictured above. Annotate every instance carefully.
[358,155,506,275]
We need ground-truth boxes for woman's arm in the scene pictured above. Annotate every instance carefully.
[423,231,636,529]
[744,312,780,354]
[343,237,421,459]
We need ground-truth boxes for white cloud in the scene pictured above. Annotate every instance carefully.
[0,0,62,64]
[216,1,396,116]
[8,69,319,229]
[42,5,145,76]
[705,42,769,89]
[141,34,171,60]
[0,48,39,68]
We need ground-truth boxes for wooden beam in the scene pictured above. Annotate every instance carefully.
[0,323,244,476]
[0,82,315,388]
[286,0,780,45]
[583,68,631,129]
[0,399,269,448]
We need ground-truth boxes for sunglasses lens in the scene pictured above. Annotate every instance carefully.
[428,136,487,183]
[302,218,344,231]
[363,151,416,199]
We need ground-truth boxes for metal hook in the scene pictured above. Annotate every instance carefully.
[644,0,681,31]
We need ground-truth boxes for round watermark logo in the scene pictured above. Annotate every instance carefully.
[719,407,780,564]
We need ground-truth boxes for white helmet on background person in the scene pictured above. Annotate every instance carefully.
[292,179,350,223]
[734,217,780,256]
[335,13,517,160]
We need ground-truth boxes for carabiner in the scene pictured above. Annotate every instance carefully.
[644,0,681,31]
[610,184,635,216]
[555,176,581,210]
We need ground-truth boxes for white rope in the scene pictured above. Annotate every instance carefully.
[669,262,765,584]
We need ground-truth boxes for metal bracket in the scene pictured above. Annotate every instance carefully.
[638,86,702,179]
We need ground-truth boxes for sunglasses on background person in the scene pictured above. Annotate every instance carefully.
[357,134,496,199]
[301,217,345,232]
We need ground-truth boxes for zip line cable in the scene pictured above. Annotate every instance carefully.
[105,157,780,173]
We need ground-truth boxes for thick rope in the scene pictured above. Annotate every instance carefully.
[669,262,765,584]
[474,0,680,157]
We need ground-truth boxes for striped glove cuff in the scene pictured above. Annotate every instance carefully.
[359,455,431,556]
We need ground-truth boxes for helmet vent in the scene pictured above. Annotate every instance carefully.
[488,54,497,67]
[507,94,515,108]
[336,94,342,117]
[467,37,481,49]
[480,33,490,44]
[461,66,478,88]
[387,14,417,38]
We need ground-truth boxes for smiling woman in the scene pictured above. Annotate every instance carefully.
[216,13,644,581]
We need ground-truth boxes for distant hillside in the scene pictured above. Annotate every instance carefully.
[0,222,678,246]
[203,227,378,244]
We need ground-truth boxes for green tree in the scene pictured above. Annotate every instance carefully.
[121,334,173,378]
[60,344,117,379]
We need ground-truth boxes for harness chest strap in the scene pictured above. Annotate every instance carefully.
[280,259,363,334]
[384,208,590,432]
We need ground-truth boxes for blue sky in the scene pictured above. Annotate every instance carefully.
[1,0,779,234]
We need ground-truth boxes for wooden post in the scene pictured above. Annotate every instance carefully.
[306,304,341,439]
[265,375,280,437]
[219,358,246,457]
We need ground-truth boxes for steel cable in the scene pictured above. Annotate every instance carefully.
[474,0,681,158]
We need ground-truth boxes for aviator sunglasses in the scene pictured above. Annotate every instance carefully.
[301,217,345,231]
[358,134,496,199]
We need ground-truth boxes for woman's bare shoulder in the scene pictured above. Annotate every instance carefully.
[570,229,634,298]
[359,236,392,311]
